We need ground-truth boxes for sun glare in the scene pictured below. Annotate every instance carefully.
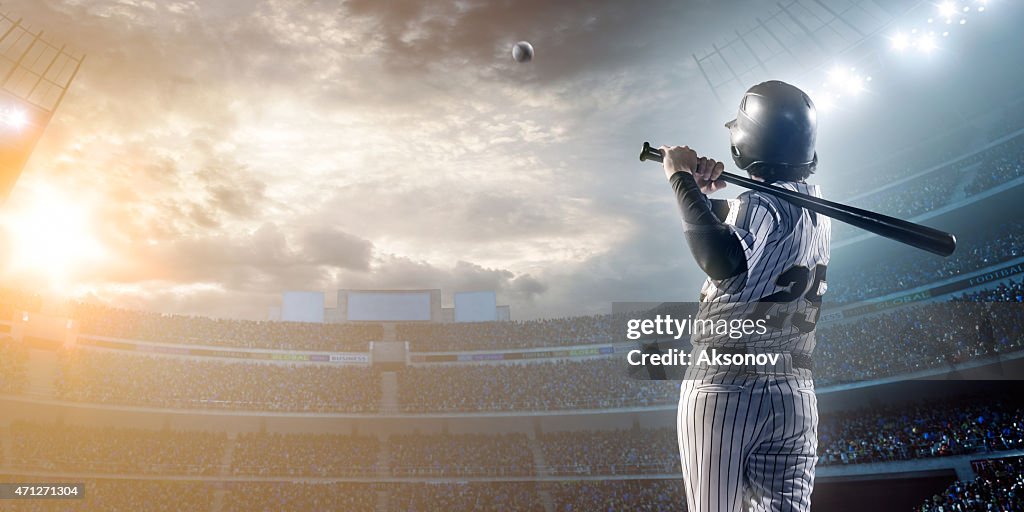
[0,184,106,285]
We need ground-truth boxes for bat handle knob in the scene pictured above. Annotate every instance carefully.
[640,142,664,163]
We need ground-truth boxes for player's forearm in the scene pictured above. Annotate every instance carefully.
[669,172,747,280]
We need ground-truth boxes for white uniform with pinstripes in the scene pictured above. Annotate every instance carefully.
[678,181,830,512]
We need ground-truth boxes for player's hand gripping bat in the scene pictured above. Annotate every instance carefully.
[639,142,957,257]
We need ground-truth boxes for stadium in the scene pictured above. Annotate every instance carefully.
[1,0,1024,511]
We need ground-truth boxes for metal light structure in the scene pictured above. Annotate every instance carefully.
[0,11,84,203]
[690,0,918,108]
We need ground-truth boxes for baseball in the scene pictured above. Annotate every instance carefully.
[512,41,534,63]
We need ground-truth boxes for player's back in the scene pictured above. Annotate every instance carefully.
[694,181,831,354]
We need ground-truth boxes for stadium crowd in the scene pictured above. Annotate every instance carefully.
[1,391,1018,480]
[818,395,1024,465]
[0,290,1014,414]
[388,483,545,512]
[398,359,678,412]
[828,219,1024,302]
[963,135,1024,196]
[389,433,535,477]
[222,483,378,512]
[830,131,1024,241]
[959,279,1024,302]
[72,303,380,351]
[813,301,1024,385]
[919,456,1024,512]
[0,341,28,394]
[830,121,979,200]
[550,480,686,512]
[540,428,678,476]
[54,350,381,412]
[7,422,225,475]
[397,314,619,351]
[231,432,380,477]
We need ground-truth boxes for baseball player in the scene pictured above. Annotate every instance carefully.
[661,81,830,512]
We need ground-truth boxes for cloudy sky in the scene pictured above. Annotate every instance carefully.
[0,0,962,319]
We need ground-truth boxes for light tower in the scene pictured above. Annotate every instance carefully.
[0,11,83,203]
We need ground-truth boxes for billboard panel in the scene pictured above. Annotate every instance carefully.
[281,291,324,323]
[347,291,431,321]
[454,291,497,323]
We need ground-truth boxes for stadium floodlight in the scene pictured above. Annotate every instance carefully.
[0,12,84,203]
[891,31,910,50]
[938,1,958,18]
[1,107,27,130]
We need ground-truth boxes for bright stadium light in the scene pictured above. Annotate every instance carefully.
[938,1,958,18]
[1,106,27,130]
[891,31,910,50]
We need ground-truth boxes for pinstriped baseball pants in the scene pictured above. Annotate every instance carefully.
[677,371,818,512]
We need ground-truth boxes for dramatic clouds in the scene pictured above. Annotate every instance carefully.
[0,0,769,319]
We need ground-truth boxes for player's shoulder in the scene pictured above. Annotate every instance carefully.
[736,189,783,222]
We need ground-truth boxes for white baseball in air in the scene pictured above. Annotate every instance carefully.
[512,41,534,63]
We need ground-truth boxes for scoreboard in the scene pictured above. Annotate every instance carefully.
[339,290,440,322]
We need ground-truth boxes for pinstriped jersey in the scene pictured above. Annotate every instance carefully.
[693,181,831,353]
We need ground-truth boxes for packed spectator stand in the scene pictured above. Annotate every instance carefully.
[0,342,28,394]
[818,395,1024,466]
[230,432,379,477]
[388,483,545,512]
[396,314,620,351]
[918,456,1024,512]
[8,422,225,476]
[828,219,1024,302]
[2,392,1020,480]
[53,350,380,413]
[397,359,678,413]
[830,130,1024,242]
[550,480,685,512]
[222,483,378,512]
[72,303,380,351]
[388,433,534,477]
[540,428,679,476]
[1,290,1020,415]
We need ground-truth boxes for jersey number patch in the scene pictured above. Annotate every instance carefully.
[748,264,827,333]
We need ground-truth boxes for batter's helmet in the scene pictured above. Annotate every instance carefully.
[725,80,817,173]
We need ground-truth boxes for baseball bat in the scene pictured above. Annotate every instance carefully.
[640,142,957,257]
